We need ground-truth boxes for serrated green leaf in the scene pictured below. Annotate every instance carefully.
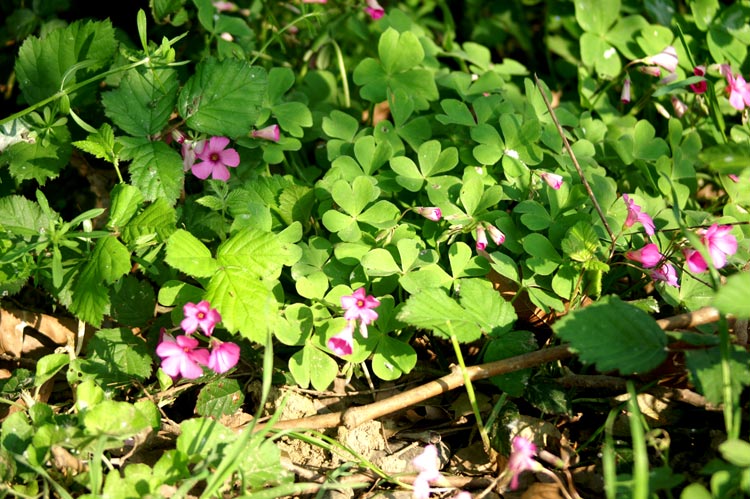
[91,236,131,283]
[120,137,184,204]
[397,287,483,342]
[196,379,244,419]
[178,57,266,137]
[217,228,287,279]
[5,122,71,184]
[107,183,143,230]
[102,67,179,136]
[165,229,218,278]
[553,295,667,375]
[121,197,176,246]
[73,123,118,163]
[0,195,52,237]
[15,19,116,104]
[110,275,156,327]
[85,328,153,383]
[561,221,600,262]
[459,279,517,336]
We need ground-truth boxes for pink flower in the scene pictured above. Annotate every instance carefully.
[621,75,632,103]
[540,171,563,190]
[699,224,737,269]
[156,333,210,380]
[208,340,240,374]
[725,71,750,111]
[690,65,707,94]
[475,225,488,251]
[650,262,679,287]
[181,301,222,337]
[729,174,740,183]
[487,224,506,245]
[622,194,655,236]
[683,248,707,273]
[507,436,540,490]
[341,288,380,338]
[252,124,280,142]
[646,46,678,74]
[625,243,662,268]
[213,1,237,11]
[415,206,442,222]
[671,96,688,118]
[412,445,444,499]
[364,0,385,19]
[639,66,662,77]
[192,136,240,181]
[328,323,355,356]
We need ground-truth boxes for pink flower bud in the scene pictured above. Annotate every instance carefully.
[487,224,505,245]
[625,243,663,268]
[475,226,488,251]
[540,171,563,190]
[621,75,632,104]
[252,124,280,142]
[415,206,442,222]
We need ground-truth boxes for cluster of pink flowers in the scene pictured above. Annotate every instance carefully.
[156,301,240,380]
[327,288,380,356]
[475,223,506,252]
[622,194,738,287]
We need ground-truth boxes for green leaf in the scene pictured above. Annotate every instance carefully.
[83,400,149,438]
[379,28,424,74]
[15,19,116,104]
[372,335,417,381]
[120,197,176,246]
[515,200,552,230]
[690,0,719,31]
[4,121,71,184]
[0,195,52,237]
[165,229,218,278]
[273,102,312,138]
[714,273,750,317]
[110,276,156,327]
[73,123,119,164]
[178,57,266,137]
[119,137,184,204]
[719,439,750,467]
[471,124,504,165]
[561,221,600,262]
[436,99,476,127]
[699,143,750,173]
[102,67,179,136]
[575,0,620,35]
[177,417,234,459]
[553,295,668,375]
[196,378,245,419]
[289,344,338,391]
[83,328,154,383]
[34,354,70,388]
[484,330,537,396]
[685,346,750,406]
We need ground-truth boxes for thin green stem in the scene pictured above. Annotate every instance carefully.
[330,38,351,108]
[446,320,491,452]
[626,381,649,499]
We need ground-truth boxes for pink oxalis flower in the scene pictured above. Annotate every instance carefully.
[625,243,663,268]
[252,124,280,142]
[192,136,240,181]
[507,436,541,490]
[415,206,442,222]
[364,0,385,20]
[651,262,679,287]
[540,171,563,190]
[156,333,211,380]
[724,69,750,111]
[475,225,488,251]
[487,224,506,245]
[412,444,444,499]
[328,322,355,356]
[690,65,707,94]
[622,194,655,236]
[181,301,222,337]
[684,224,737,272]
[645,45,678,74]
[621,75,632,103]
[208,340,241,374]
[341,287,380,338]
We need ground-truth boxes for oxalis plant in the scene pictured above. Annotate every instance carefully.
[1,0,750,497]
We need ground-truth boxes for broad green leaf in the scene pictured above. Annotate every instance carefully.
[390,156,424,192]
[358,200,400,228]
[196,379,245,419]
[700,143,750,173]
[471,124,504,165]
[177,417,234,459]
[436,99,476,127]
[119,137,184,204]
[690,0,719,31]
[83,400,149,438]
[714,273,750,317]
[379,28,424,74]
[362,248,402,277]
[331,176,379,216]
[107,183,143,230]
[273,102,312,138]
[83,328,153,383]
[561,221,600,262]
[178,57,267,137]
[354,135,392,175]
[121,197,176,246]
[553,295,668,375]
[686,346,750,406]
[34,354,70,388]
[102,67,179,136]
[580,33,621,78]
[575,0,620,34]
[719,439,750,467]
[0,195,51,237]
[289,343,338,391]
[216,227,287,279]
[515,200,552,230]
[398,287,484,342]
[419,140,458,177]
[4,121,71,184]
[110,275,156,327]
[15,19,116,104]
[484,330,537,396]
[165,229,219,278]
[372,335,417,381]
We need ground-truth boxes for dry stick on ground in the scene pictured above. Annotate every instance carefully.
[533,74,616,257]
[260,306,722,432]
